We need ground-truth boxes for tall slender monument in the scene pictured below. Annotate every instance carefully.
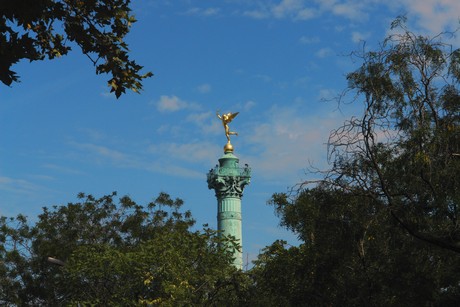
[207,111,251,269]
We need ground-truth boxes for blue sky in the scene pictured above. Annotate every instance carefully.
[2,0,460,265]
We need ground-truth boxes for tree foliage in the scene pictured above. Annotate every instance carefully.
[0,0,152,97]
[251,19,460,306]
[323,17,460,252]
[0,192,249,305]
[251,186,460,306]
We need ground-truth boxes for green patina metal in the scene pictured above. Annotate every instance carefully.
[207,151,251,269]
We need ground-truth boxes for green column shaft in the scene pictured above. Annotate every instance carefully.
[217,197,242,269]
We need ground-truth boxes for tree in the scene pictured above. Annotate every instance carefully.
[0,0,152,98]
[0,192,250,305]
[321,17,460,253]
[250,19,460,305]
[251,186,460,306]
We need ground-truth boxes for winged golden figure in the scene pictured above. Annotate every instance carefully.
[217,111,239,142]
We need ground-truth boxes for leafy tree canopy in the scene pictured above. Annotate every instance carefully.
[0,0,152,98]
[322,17,460,252]
[251,186,460,306]
[251,18,460,306]
[0,192,250,305]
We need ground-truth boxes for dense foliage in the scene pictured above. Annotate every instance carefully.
[251,187,460,306]
[0,192,248,305]
[0,0,152,97]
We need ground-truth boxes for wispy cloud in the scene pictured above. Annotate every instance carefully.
[186,111,221,135]
[43,163,85,175]
[271,0,316,20]
[72,143,128,162]
[100,91,115,99]
[156,123,184,137]
[184,7,221,17]
[179,0,460,36]
[145,162,204,179]
[299,35,320,44]
[67,138,215,180]
[296,7,316,20]
[241,104,342,182]
[155,95,199,112]
[0,176,42,195]
[321,0,368,21]
[236,100,257,112]
[399,0,460,34]
[315,47,333,58]
[77,128,106,142]
[243,9,270,20]
[253,74,272,82]
[0,175,57,216]
[62,100,343,185]
[351,31,370,43]
[68,141,144,170]
[196,83,211,93]
[243,0,316,21]
[240,0,376,22]
[318,88,337,101]
[148,142,221,165]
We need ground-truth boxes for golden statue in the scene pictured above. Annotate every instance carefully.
[217,111,239,143]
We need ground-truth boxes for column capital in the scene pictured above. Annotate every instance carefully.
[207,173,250,199]
[207,152,251,199]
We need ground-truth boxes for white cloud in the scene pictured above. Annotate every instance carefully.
[68,138,208,179]
[294,76,311,88]
[186,111,221,135]
[253,74,272,82]
[331,2,366,20]
[43,163,84,175]
[156,95,196,112]
[184,7,221,17]
[144,141,224,179]
[316,0,372,21]
[299,35,320,44]
[146,162,204,179]
[100,91,115,99]
[0,176,41,195]
[315,47,333,58]
[239,100,257,112]
[148,142,221,164]
[237,0,460,28]
[318,88,337,101]
[61,101,346,186]
[202,8,220,16]
[351,31,370,43]
[243,0,316,21]
[272,0,304,18]
[296,8,316,20]
[0,175,56,216]
[398,0,460,34]
[156,123,184,138]
[243,9,270,19]
[197,83,211,93]
[29,174,54,181]
[241,0,373,22]
[78,128,106,141]
[72,143,127,162]
[241,104,341,182]
[186,111,212,123]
